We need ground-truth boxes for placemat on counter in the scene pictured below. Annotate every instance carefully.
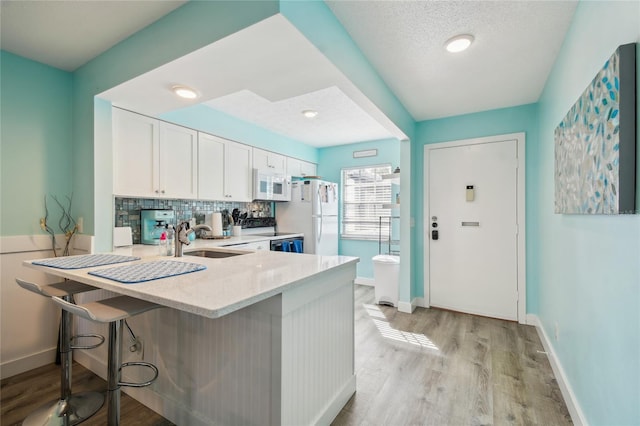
[88,260,206,284]
[33,254,140,269]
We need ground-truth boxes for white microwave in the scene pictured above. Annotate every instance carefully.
[253,169,291,202]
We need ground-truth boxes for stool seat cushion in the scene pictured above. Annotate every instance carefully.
[16,278,98,297]
[53,295,161,323]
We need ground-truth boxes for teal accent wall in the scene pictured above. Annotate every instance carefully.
[414,104,539,309]
[0,51,73,236]
[160,104,318,163]
[318,138,400,279]
[71,1,279,251]
[535,1,639,424]
[281,0,415,302]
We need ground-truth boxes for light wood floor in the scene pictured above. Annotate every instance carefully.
[2,285,571,425]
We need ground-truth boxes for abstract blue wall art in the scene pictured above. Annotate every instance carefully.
[554,43,636,214]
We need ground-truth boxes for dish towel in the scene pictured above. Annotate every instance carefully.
[89,260,206,284]
[292,240,303,253]
[33,254,140,269]
[282,241,291,252]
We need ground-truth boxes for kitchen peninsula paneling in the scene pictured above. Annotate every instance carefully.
[113,108,197,199]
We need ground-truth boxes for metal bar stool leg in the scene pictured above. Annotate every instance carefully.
[107,319,123,425]
[16,279,105,426]
[52,295,161,426]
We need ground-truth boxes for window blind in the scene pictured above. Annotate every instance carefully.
[341,165,392,240]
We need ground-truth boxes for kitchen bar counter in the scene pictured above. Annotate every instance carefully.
[26,244,351,319]
[24,246,358,425]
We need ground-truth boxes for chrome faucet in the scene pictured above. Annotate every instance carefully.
[175,222,194,257]
[192,224,212,238]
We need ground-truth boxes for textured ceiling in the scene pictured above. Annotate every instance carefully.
[100,15,404,147]
[0,0,186,71]
[0,1,578,145]
[326,0,578,121]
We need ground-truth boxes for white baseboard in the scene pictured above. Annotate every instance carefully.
[314,374,356,425]
[354,277,375,286]
[398,297,421,313]
[0,347,57,380]
[528,314,587,426]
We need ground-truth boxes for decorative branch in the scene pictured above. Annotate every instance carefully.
[41,193,78,257]
[40,196,58,257]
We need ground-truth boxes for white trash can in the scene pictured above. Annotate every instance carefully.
[372,255,400,307]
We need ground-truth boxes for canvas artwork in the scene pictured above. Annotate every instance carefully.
[554,43,636,214]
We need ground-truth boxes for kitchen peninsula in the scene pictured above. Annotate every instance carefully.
[25,246,358,425]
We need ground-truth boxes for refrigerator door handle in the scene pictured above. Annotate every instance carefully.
[318,216,323,243]
[317,185,323,218]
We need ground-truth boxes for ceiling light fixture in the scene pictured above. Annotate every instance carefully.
[172,85,199,99]
[444,34,474,53]
[302,109,318,119]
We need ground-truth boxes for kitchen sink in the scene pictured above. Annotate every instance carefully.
[184,249,248,259]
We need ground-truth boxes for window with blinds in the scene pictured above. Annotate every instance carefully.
[341,165,392,240]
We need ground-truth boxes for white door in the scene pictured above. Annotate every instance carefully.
[428,139,518,320]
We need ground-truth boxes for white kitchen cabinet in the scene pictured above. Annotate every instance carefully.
[286,157,317,178]
[198,133,253,202]
[113,108,159,197]
[225,140,253,201]
[159,121,198,199]
[113,108,197,199]
[253,147,286,172]
[197,133,225,200]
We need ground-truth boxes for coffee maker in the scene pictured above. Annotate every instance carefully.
[141,209,176,245]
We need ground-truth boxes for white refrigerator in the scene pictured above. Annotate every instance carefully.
[276,179,339,255]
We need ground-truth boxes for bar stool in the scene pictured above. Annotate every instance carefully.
[52,295,161,426]
[16,278,105,426]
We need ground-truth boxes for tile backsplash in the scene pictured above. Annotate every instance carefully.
[115,197,272,244]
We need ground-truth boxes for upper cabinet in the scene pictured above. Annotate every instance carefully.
[113,108,318,203]
[198,133,253,202]
[113,109,197,199]
[286,157,317,178]
[197,132,225,201]
[253,147,286,173]
[223,139,254,202]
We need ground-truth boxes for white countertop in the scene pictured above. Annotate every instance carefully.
[25,243,358,319]
[188,231,303,248]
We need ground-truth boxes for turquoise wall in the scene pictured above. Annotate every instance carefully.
[414,104,539,308]
[71,1,279,251]
[535,1,639,424]
[281,0,415,302]
[0,51,73,236]
[160,105,318,163]
[318,138,401,279]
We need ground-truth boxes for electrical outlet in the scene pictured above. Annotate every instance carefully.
[554,322,559,341]
[129,338,144,359]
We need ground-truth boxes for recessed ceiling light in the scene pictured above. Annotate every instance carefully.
[444,34,474,53]
[302,109,318,118]
[172,85,199,99]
